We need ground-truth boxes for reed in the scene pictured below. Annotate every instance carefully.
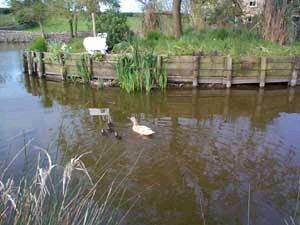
[114,44,167,93]
[76,54,91,82]
[0,142,132,225]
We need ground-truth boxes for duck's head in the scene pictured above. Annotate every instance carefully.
[129,116,138,125]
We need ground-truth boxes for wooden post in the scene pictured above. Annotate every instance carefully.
[157,55,163,71]
[27,51,33,76]
[22,52,28,73]
[193,56,199,87]
[37,52,44,78]
[91,13,96,37]
[290,57,299,87]
[260,57,267,88]
[225,56,232,88]
[60,53,65,80]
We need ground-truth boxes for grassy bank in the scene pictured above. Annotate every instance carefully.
[113,28,300,57]
[0,14,18,27]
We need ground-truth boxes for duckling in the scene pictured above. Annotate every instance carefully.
[106,122,115,133]
[100,128,108,136]
[114,131,122,140]
[129,117,155,136]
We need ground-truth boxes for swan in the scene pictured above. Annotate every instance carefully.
[130,117,155,136]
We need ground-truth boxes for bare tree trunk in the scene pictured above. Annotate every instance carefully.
[91,12,96,37]
[68,17,74,38]
[172,0,182,38]
[38,20,46,39]
[262,0,288,45]
[143,1,159,35]
[74,15,78,37]
[190,0,205,29]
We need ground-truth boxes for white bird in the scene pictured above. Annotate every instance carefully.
[130,117,155,136]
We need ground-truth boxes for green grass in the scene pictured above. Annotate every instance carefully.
[127,15,143,32]
[25,16,90,32]
[0,13,18,27]
[113,28,300,57]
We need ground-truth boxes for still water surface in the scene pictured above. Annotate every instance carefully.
[1,45,300,225]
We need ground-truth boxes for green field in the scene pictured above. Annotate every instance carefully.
[0,13,18,27]
[25,16,90,32]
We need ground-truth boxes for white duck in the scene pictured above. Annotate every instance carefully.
[130,117,155,136]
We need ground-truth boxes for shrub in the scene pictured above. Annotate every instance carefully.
[27,36,47,52]
[96,10,132,50]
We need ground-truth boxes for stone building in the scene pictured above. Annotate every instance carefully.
[241,0,264,23]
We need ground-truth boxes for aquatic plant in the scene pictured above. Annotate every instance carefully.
[76,54,91,82]
[114,44,167,93]
[0,141,134,225]
[27,36,47,52]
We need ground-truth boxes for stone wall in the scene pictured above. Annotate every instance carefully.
[0,30,91,43]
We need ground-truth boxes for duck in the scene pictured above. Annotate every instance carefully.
[129,117,155,136]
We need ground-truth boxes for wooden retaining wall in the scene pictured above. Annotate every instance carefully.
[23,51,300,88]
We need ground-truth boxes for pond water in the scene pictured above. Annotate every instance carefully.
[1,45,300,225]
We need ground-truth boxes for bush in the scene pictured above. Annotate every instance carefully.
[96,10,132,50]
[28,36,47,52]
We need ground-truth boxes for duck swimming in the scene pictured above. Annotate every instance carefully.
[129,117,155,136]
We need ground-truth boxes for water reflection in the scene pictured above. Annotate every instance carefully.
[19,75,300,225]
[1,43,300,225]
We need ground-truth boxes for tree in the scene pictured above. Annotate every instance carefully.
[9,0,47,37]
[262,0,300,45]
[172,0,182,38]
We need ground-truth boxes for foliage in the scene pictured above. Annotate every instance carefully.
[96,10,132,50]
[114,43,167,93]
[113,28,299,57]
[45,41,71,63]
[27,36,47,52]
[14,7,36,25]
[76,54,91,82]
[67,38,85,52]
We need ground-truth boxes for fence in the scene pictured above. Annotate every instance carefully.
[23,51,300,88]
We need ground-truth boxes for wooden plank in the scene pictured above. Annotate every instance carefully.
[267,56,294,63]
[199,70,224,77]
[200,63,225,70]
[168,76,193,82]
[166,56,195,63]
[232,70,260,77]
[166,62,195,70]
[232,77,259,84]
[167,69,194,77]
[267,63,293,70]
[200,56,225,64]
[266,70,291,77]
[198,77,223,84]
[266,76,289,83]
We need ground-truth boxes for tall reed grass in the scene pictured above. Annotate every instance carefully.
[114,44,167,93]
[0,141,133,225]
